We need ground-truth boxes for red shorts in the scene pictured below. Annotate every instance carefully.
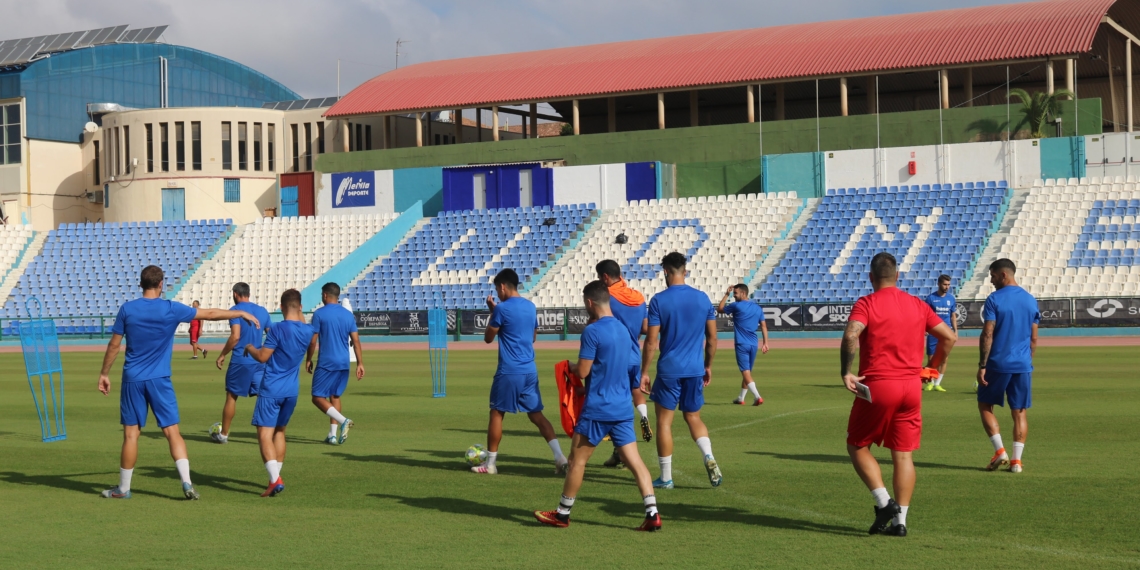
[846,379,922,451]
[189,323,201,344]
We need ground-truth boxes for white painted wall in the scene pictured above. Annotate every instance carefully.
[826,139,1043,189]
[316,170,395,217]
[552,163,626,208]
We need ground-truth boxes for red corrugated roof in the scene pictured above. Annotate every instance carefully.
[327,0,1117,118]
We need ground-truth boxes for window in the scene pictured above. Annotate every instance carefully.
[113,127,120,176]
[1,103,20,165]
[290,123,298,172]
[175,122,185,171]
[366,125,372,150]
[348,122,353,151]
[434,134,440,146]
[253,122,262,171]
[238,122,247,170]
[355,123,362,151]
[224,178,240,202]
[123,125,130,174]
[104,183,110,208]
[93,140,100,185]
[520,169,533,207]
[317,122,325,155]
[145,123,153,172]
[191,122,201,170]
[304,123,313,171]
[160,123,169,172]
[267,123,275,172]
[221,122,232,170]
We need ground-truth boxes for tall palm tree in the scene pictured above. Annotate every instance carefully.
[1008,88,1074,138]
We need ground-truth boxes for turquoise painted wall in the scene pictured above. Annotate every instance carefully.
[762,152,825,197]
[1040,136,1086,180]
[394,168,444,217]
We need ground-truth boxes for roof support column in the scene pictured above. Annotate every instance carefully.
[529,103,538,138]
[572,100,580,135]
[608,97,617,133]
[1065,59,1075,93]
[1128,41,1133,132]
[415,113,423,146]
[454,109,463,143]
[690,91,699,127]
[492,107,500,141]
[839,78,848,117]
[965,68,974,107]
[477,109,483,142]
[657,93,665,129]
[1045,60,1055,95]
[940,69,949,109]
[775,84,785,120]
[747,85,756,122]
[340,119,350,152]
[1110,39,1120,132]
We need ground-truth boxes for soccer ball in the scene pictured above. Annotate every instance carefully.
[465,444,488,466]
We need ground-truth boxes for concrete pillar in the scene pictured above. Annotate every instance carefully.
[657,93,665,129]
[607,97,616,133]
[476,109,483,142]
[1110,39,1120,132]
[572,100,580,135]
[340,119,350,152]
[415,113,423,147]
[1045,61,1055,95]
[965,68,974,107]
[690,91,699,127]
[839,78,848,117]
[529,103,538,138]
[746,85,756,122]
[1066,59,1075,93]
[492,107,500,141]
[453,109,463,143]
[867,77,877,115]
[940,69,949,109]
[775,84,785,120]
[1128,41,1134,132]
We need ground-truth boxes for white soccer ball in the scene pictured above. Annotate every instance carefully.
[465,444,487,466]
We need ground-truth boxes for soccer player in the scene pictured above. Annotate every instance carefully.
[718,283,769,406]
[923,275,958,392]
[840,253,956,537]
[593,259,652,470]
[243,289,314,496]
[640,252,721,489]
[534,281,661,531]
[97,265,260,500]
[210,282,271,443]
[189,300,207,360]
[305,282,365,445]
[472,268,567,475]
[976,258,1039,474]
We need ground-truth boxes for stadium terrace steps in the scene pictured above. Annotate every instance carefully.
[525,209,612,301]
[346,218,430,294]
[748,198,820,292]
[169,222,237,302]
[521,209,600,293]
[1,226,40,303]
[959,188,1029,299]
[170,224,247,311]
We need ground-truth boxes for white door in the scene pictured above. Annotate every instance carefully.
[519,169,533,208]
[1085,135,1105,179]
[473,173,487,209]
[1103,132,1127,180]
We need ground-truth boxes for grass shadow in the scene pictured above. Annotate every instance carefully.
[444,427,552,439]
[137,466,265,494]
[351,391,399,398]
[804,384,846,389]
[0,470,168,499]
[404,448,637,485]
[327,451,557,479]
[369,493,622,528]
[590,497,861,536]
[747,451,985,472]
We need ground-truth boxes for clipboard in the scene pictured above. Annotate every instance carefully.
[854,381,872,403]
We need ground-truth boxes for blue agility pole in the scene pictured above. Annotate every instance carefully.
[18,298,67,442]
[428,292,448,398]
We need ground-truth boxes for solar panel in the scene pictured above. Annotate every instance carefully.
[140,25,167,43]
[71,29,103,49]
[0,44,18,66]
[0,41,45,66]
[119,29,143,43]
[92,25,128,45]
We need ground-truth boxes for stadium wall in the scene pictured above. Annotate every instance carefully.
[314,167,443,218]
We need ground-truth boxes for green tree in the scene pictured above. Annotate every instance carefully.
[1008,88,1073,138]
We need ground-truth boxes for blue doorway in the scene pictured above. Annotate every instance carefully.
[162,188,185,221]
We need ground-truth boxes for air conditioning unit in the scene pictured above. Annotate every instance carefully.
[87,190,104,204]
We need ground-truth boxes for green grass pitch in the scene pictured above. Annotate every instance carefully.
[0,346,1137,568]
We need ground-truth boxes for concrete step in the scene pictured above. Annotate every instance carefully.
[749,198,820,290]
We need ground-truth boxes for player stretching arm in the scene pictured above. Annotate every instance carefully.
[305,282,365,445]
[718,284,769,406]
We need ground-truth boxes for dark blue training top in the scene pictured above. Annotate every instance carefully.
[112,298,198,383]
[579,316,636,422]
[983,286,1040,373]
[488,296,537,375]
[647,284,716,379]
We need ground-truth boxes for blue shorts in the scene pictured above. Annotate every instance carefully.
[926,335,939,356]
[650,376,705,413]
[120,377,180,428]
[977,371,1032,409]
[225,363,264,397]
[735,344,758,372]
[489,372,543,413]
[252,396,297,428]
[575,418,636,447]
[312,368,350,398]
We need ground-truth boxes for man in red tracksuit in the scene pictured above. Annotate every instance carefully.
[189,300,207,360]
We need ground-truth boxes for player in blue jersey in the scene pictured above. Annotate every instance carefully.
[641,252,722,489]
[718,283,769,406]
[923,275,958,393]
[977,259,1039,474]
[98,265,261,500]
[243,289,315,496]
[472,269,567,475]
[534,281,661,531]
[306,282,365,445]
[210,282,272,443]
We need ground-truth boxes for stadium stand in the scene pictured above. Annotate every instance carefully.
[754,182,1008,303]
[0,224,35,293]
[179,214,395,333]
[529,193,801,307]
[1,220,231,335]
[348,205,595,311]
[962,178,1140,299]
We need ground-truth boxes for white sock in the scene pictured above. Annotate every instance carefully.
[747,382,761,399]
[739,387,749,400]
[870,487,890,508]
[486,451,498,468]
[934,374,943,386]
[636,404,648,419]
[659,455,672,481]
[218,433,228,442]
[265,460,281,484]
[643,494,658,517]
[1012,441,1025,461]
[174,458,192,484]
[895,505,909,526]
[990,434,1005,453]
[329,423,338,438]
[119,468,133,492]
[548,439,566,463]
[326,407,347,424]
[695,436,713,458]
[557,494,575,516]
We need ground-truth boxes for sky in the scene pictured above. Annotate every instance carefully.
[1,0,1014,99]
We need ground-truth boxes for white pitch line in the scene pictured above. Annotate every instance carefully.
[710,406,845,434]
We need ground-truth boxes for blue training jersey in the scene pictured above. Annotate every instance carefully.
[924,292,957,329]
[112,298,198,383]
[310,302,358,371]
[609,299,646,368]
[647,284,716,379]
[579,316,637,422]
[228,301,271,366]
[723,300,763,348]
[982,286,1040,373]
[488,296,537,375]
[259,319,315,398]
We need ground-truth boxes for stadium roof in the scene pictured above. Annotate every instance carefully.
[327,0,1138,119]
[0,25,167,68]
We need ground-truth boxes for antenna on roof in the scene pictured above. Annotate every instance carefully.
[395,38,410,69]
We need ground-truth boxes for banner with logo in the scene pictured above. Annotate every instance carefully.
[762,304,804,330]
[715,310,734,333]
[1073,297,1140,326]
[1036,299,1071,328]
[331,171,376,208]
[536,309,565,335]
[389,310,430,335]
[802,303,853,330]
[956,301,987,329]
[354,311,390,333]
[565,309,590,334]
[460,310,493,335]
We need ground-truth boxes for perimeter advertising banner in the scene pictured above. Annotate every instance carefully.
[388,311,430,335]
[1073,298,1140,326]
[802,303,853,330]
[1036,299,1071,328]
[331,171,375,208]
[762,304,804,330]
[715,310,734,333]
[565,309,590,335]
[957,301,987,329]
[460,310,492,336]
[354,311,390,333]
[536,309,565,335]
